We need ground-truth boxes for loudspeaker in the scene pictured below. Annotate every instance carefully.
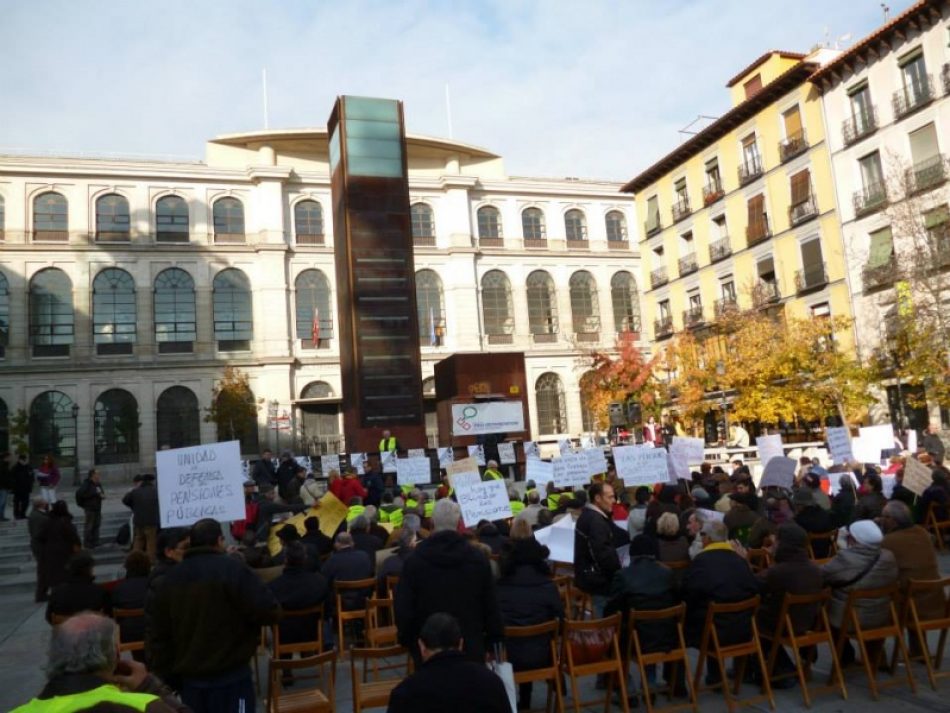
[608,402,626,426]
[627,402,643,425]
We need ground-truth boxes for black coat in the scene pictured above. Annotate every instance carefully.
[352,531,384,571]
[854,491,887,521]
[12,461,34,496]
[606,556,678,654]
[387,650,511,713]
[122,484,160,528]
[0,459,13,490]
[322,548,373,610]
[395,530,504,663]
[268,566,330,644]
[756,551,823,638]
[682,545,758,646]
[75,479,104,512]
[794,506,835,558]
[252,458,277,488]
[574,506,627,596]
[496,564,563,671]
[46,575,110,623]
[38,515,81,589]
[112,576,148,643]
[302,530,334,558]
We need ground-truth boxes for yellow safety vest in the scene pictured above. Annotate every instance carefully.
[547,493,561,511]
[13,684,157,713]
[388,507,404,528]
[484,468,504,481]
[510,500,525,515]
[346,504,366,522]
[379,437,397,452]
[424,501,434,518]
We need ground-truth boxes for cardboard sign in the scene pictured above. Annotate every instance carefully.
[525,456,554,487]
[826,427,853,465]
[584,448,608,478]
[455,479,513,527]
[320,454,339,478]
[903,457,932,497]
[523,441,540,459]
[756,435,784,466]
[759,456,796,490]
[437,447,454,468]
[267,491,345,555]
[408,448,426,458]
[497,442,516,464]
[396,457,431,486]
[381,450,397,473]
[349,452,367,472]
[467,444,486,466]
[446,457,481,489]
[669,437,705,479]
[612,445,670,487]
[451,401,525,436]
[553,452,590,488]
[157,441,245,527]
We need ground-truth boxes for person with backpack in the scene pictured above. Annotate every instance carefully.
[75,468,105,548]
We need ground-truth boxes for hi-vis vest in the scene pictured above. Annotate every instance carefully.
[14,684,158,713]
[510,500,525,516]
[346,504,366,522]
[547,492,562,511]
[484,468,504,481]
[379,437,397,452]
[379,504,404,527]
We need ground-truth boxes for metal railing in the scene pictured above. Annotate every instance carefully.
[650,267,668,289]
[678,253,698,276]
[795,263,828,293]
[296,233,325,246]
[892,76,934,119]
[714,297,739,318]
[943,63,950,95]
[672,196,691,223]
[703,179,724,206]
[789,195,818,225]
[842,106,877,145]
[683,306,705,328]
[752,280,780,307]
[738,155,763,186]
[852,183,887,217]
[779,130,808,163]
[905,154,947,195]
[654,316,673,338]
[708,236,732,263]
[862,259,896,292]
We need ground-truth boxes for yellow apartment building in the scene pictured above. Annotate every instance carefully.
[622,49,853,361]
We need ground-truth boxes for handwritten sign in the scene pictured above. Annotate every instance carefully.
[157,441,245,527]
[381,450,397,473]
[612,445,670,487]
[756,435,784,466]
[455,479,512,527]
[826,427,853,464]
[554,452,590,488]
[669,437,705,480]
[349,452,367,472]
[524,441,540,459]
[446,456,481,489]
[396,457,431,486]
[467,444,486,466]
[903,457,932,497]
[437,447,454,468]
[498,442,516,464]
[759,456,796,489]
[526,456,554,487]
[408,448,426,458]
[584,448,608,478]
[320,454,339,478]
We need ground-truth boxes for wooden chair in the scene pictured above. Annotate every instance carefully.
[626,604,697,713]
[271,605,326,659]
[384,574,400,599]
[746,549,771,574]
[335,577,376,653]
[366,598,398,648]
[764,589,846,708]
[349,645,410,713]
[552,574,573,615]
[692,596,774,713]
[924,507,950,551]
[552,561,574,578]
[113,607,145,654]
[805,530,838,564]
[503,620,564,713]
[561,613,630,713]
[898,577,950,690]
[267,650,336,713]
[568,588,594,620]
[835,583,916,700]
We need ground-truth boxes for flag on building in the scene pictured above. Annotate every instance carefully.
[311,307,320,347]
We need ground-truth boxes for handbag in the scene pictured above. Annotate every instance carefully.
[567,626,614,665]
[487,643,517,713]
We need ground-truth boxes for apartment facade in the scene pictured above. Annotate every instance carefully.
[0,130,640,478]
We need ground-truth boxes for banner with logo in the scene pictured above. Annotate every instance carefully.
[451,401,525,436]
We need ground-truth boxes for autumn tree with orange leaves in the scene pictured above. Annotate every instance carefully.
[579,331,660,431]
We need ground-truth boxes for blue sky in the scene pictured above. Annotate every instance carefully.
[0,1,894,180]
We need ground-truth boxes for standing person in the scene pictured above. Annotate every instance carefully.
[75,468,105,548]
[643,416,662,447]
[37,501,81,598]
[378,429,400,455]
[11,453,35,519]
[276,451,297,502]
[362,459,385,508]
[36,454,61,505]
[122,474,160,561]
[149,518,281,713]
[921,422,945,463]
[251,449,277,490]
[28,498,50,602]
[574,482,627,615]
[253,485,308,542]
[0,451,12,521]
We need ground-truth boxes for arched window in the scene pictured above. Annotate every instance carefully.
[526,270,558,338]
[477,205,502,240]
[416,270,445,346]
[299,382,340,455]
[33,191,68,242]
[30,268,74,357]
[535,373,567,436]
[95,194,131,242]
[215,382,259,455]
[94,388,139,465]
[522,207,546,240]
[294,270,333,349]
[213,269,253,351]
[93,268,136,356]
[481,270,514,340]
[606,210,627,242]
[611,271,642,334]
[212,197,245,243]
[569,270,601,335]
[156,196,189,243]
[294,200,324,245]
[154,268,196,353]
[156,386,201,449]
[0,397,7,453]
[302,382,334,399]
[565,209,587,241]
[29,391,77,465]
[0,271,8,359]
[411,203,435,244]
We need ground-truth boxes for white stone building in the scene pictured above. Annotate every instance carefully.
[0,128,641,478]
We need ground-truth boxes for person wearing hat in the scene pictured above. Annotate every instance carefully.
[122,474,160,562]
[821,519,898,665]
[482,460,504,482]
[791,488,835,557]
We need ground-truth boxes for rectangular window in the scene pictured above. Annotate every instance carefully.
[721,280,736,301]
[909,123,939,165]
[811,302,831,318]
[743,74,763,99]
[801,238,824,268]
[859,152,884,190]
[674,178,688,202]
[646,196,660,233]
[688,292,702,310]
[746,194,768,243]
[782,105,803,138]
[848,83,874,133]
[712,215,727,240]
[790,169,811,206]
[705,158,721,186]
[742,133,759,165]
[658,300,670,320]
[866,226,894,268]
[899,48,927,95]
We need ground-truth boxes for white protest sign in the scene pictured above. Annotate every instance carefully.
[533,515,575,563]
[851,436,881,464]
[349,452,367,472]
[467,444,486,466]
[585,448,608,478]
[759,456,796,489]
[756,435,784,466]
[826,427,853,465]
[455,479,513,527]
[669,437,705,480]
[381,450,397,473]
[408,448,426,458]
[497,442,516,464]
[907,429,918,454]
[558,439,573,456]
[882,474,897,499]
[554,452,591,488]
[295,456,312,473]
[396,457,431,486]
[523,441,540,459]
[859,424,894,461]
[451,401,525,436]
[437,447,454,468]
[157,441,245,527]
[829,470,859,496]
[526,456,554,487]
[612,445,670,487]
[446,456,481,489]
[903,457,932,497]
[320,454,339,478]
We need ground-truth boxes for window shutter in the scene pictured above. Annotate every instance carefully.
[866,227,893,268]
[790,169,810,205]
[747,194,764,224]
[646,197,660,230]
[924,205,949,229]
[783,106,803,137]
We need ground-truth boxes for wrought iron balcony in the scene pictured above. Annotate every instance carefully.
[738,155,764,186]
[714,296,739,318]
[650,266,668,289]
[296,233,325,246]
[752,280,780,307]
[795,262,828,294]
[654,316,674,339]
[789,195,818,226]
[683,306,705,329]
[708,236,732,263]
[842,107,877,146]
[892,76,934,119]
[862,258,896,293]
[779,130,809,163]
[905,154,948,195]
[644,214,662,237]
[678,253,698,277]
[413,235,437,247]
[672,196,691,223]
[853,183,888,217]
[746,214,771,247]
[703,180,724,206]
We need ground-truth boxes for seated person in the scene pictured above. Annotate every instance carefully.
[46,551,110,624]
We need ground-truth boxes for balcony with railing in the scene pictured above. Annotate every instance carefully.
[644,214,662,237]
[853,183,887,217]
[789,195,818,226]
[683,306,705,329]
[738,155,763,186]
[33,230,69,242]
[746,214,771,247]
[654,316,674,339]
[678,253,698,277]
[795,262,828,294]
[413,234,437,247]
[862,257,896,293]
[703,179,724,206]
[708,236,732,263]
[752,280,781,307]
[296,232,325,246]
[842,107,877,146]
[650,266,669,289]
[672,196,691,223]
[779,130,809,163]
[893,76,934,119]
[905,154,948,195]
[714,296,739,318]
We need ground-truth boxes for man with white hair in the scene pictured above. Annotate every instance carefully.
[395,499,503,666]
[13,612,186,712]
[482,460,504,482]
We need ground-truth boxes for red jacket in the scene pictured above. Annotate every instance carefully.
[334,476,367,505]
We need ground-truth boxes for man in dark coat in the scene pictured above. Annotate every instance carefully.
[122,475,160,561]
[322,532,373,610]
[387,612,510,713]
[276,451,298,501]
[574,482,628,613]
[148,518,280,713]
[792,489,835,557]
[921,422,945,463]
[0,451,13,521]
[301,515,333,558]
[46,551,111,623]
[361,461,385,508]
[349,515,384,571]
[268,541,329,646]
[75,468,105,548]
[395,499,504,667]
[28,497,50,602]
[252,449,277,490]
[11,453,35,519]
[254,485,308,542]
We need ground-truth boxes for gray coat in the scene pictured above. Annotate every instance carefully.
[821,544,898,629]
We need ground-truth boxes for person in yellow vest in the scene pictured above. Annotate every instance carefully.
[419,491,435,519]
[404,489,421,513]
[378,491,405,528]
[545,481,562,511]
[508,487,525,516]
[522,479,537,504]
[346,496,366,523]
[379,429,399,455]
[483,459,504,482]
[14,612,186,713]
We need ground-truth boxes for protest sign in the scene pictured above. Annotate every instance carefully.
[759,456,796,489]
[451,401,524,436]
[826,427,853,465]
[467,444,486,466]
[294,456,312,473]
[558,439,573,456]
[455,480,512,527]
[437,447,454,468]
[408,448,426,458]
[533,516,575,563]
[446,456,481,489]
[349,452,367,472]
[266,490,345,555]
[381,450,397,473]
[829,471,859,496]
[881,474,897,499]
[850,436,880,464]
[157,441,245,527]
[903,457,932,497]
[907,429,918,454]
[697,508,725,523]
[523,441,540,459]
[497,442,516,464]
[669,437,705,480]
[859,424,894,461]
[553,452,590,488]
[756,435,784,466]
[320,454,339,478]
[525,457,554,487]
[584,447,608,478]
[612,445,670,487]
[396,457,431,486]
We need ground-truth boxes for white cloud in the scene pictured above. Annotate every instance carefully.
[0,0,890,180]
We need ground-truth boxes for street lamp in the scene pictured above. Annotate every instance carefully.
[71,403,80,485]
[716,360,729,446]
